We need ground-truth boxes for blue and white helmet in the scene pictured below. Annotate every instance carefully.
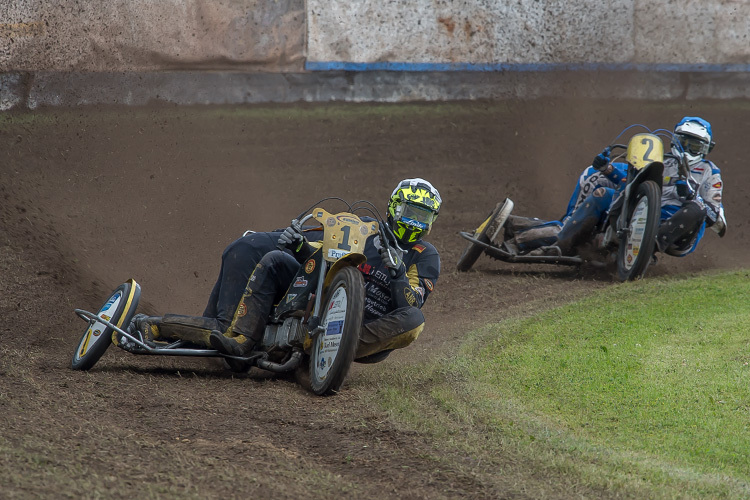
[671,116,714,167]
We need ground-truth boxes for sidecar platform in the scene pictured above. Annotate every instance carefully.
[457,231,583,266]
[75,308,253,359]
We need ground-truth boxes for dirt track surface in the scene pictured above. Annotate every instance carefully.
[2,98,749,498]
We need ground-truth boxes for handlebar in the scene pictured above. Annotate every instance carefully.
[378,224,401,278]
[276,213,316,251]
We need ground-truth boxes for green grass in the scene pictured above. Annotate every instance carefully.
[367,270,750,498]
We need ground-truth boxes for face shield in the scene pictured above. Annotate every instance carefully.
[675,133,710,157]
[394,202,438,231]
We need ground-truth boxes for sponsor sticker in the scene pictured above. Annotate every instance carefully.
[103,292,121,311]
[328,248,349,259]
[424,279,433,291]
[404,287,416,306]
[336,215,360,225]
[286,294,297,303]
[326,320,344,336]
[713,181,722,189]
[293,277,308,287]
[401,217,427,230]
[237,302,247,317]
[328,298,343,311]
[413,244,425,253]
[305,259,315,274]
[326,217,336,227]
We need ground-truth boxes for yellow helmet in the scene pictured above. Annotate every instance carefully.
[387,178,442,244]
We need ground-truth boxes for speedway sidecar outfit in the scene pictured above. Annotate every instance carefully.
[209,233,439,362]
[211,177,442,364]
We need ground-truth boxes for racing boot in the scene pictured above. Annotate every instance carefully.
[209,331,257,357]
[131,314,161,342]
[209,295,268,357]
[116,313,162,349]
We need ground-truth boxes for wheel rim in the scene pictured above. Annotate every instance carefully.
[75,290,124,361]
[621,197,650,272]
[312,285,348,382]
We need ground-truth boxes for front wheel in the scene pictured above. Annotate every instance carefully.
[71,280,141,370]
[457,198,514,272]
[309,266,364,395]
[617,181,660,281]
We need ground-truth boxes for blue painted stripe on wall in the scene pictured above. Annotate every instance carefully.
[306,61,750,72]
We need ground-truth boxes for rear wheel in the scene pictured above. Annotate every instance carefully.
[457,199,513,272]
[71,280,141,370]
[309,266,364,395]
[617,181,660,281]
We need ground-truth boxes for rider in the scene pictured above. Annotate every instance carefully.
[208,177,442,364]
[501,149,627,254]
[657,116,726,255]
[125,228,322,349]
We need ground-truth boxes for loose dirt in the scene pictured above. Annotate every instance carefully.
[1,96,747,498]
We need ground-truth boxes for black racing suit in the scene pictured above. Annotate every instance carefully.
[232,232,440,363]
[142,228,321,347]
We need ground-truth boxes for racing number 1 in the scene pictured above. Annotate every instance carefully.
[337,225,352,251]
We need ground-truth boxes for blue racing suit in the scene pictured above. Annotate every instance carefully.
[657,154,725,256]
[509,162,626,253]
[552,162,627,253]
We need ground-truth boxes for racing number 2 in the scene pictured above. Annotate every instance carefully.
[641,136,656,162]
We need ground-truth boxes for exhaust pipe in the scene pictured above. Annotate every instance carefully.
[256,350,303,373]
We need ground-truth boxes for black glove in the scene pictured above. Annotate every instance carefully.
[591,147,611,172]
[278,221,304,251]
[379,243,405,278]
[675,179,694,201]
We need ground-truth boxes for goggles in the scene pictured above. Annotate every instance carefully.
[395,202,438,230]
[675,134,709,157]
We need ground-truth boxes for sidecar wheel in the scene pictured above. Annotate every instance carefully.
[617,181,660,281]
[71,280,140,370]
[309,266,364,396]
[457,198,514,272]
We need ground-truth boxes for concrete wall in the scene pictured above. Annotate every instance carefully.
[306,0,750,68]
[2,1,749,108]
[3,0,749,72]
[1,0,305,72]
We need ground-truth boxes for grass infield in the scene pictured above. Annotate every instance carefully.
[367,270,750,499]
